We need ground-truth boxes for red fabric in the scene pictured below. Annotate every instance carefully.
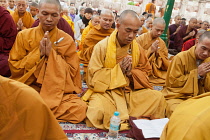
[32,17,74,40]
[127,116,159,140]
[173,25,197,52]
[0,7,17,77]
[182,38,196,51]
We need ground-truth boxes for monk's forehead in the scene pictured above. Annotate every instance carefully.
[190,18,197,22]
[16,0,27,3]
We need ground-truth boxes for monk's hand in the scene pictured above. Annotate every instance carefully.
[151,40,159,53]
[120,55,132,74]
[189,30,195,37]
[17,18,23,31]
[174,26,181,34]
[44,31,52,57]
[198,62,210,77]
[126,62,132,77]
[40,31,50,57]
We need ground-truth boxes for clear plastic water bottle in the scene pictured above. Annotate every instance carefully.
[80,63,88,94]
[108,111,121,140]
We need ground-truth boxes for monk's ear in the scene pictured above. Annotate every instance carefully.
[116,23,120,29]
[36,8,39,14]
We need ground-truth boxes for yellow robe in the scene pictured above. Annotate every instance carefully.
[11,9,35,29]
[79,20,94,50]
[161,92,210,140]
[0,76,67,140]
[7,9,14,14]
[136,32,169,86]
[62,15,74,33]
[9,25,87,123]
[162,46,210,117]
[84,30,166,130]
[79,24,114,73]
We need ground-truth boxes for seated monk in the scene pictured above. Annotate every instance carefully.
[136,18,169,86]
[137,15,148,36]
[161,92,210,140]
[11,0,35,31]
[83,10,166,130]
[0,6,17,77]
[79,14,100,50]
[162,31,210,117]
[0,76,68,140]
[9,0,87,123]
[79,9,114,74]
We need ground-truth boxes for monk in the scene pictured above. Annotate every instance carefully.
[145,17,153,30]
[161,92,210,140]
[0,76,68,140]
[162,31,210,117]
[200,21,209,31]
[7,0,15,11]
[11,0,34,31]
[29,1,38,20]
[195,19,202,29]
[79,14,100,50]
[136,18,169,86]
[168,15,181,53]
[0,6,17,77]
[173,18,197,53]
[0,0,13,14]
[145,0,156,17]
[9,0,87,123]
[79,9,114,74]
[83,10,166,130]
[137,15,148,36]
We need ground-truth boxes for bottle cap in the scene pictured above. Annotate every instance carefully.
[114,111,120,116]
[80,63,84,66]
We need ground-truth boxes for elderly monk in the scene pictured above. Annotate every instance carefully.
[162,31,210,117]
[83,10,166,130]
[11,0,34,31]
[79,14,100,50]
[0,6,17,77]
[9,0,87,123]
[0,76,68,140]
[145,17,153,30]
[161,92,210,140]
[137,15,148,36]
[79,9,114,74]
[173,18,197,53]
[136,18,169,86]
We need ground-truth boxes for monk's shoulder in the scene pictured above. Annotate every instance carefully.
[173,50,190,63]
[17,27,37,38]
[94,37,109,50]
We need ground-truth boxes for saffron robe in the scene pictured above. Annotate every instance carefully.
[9,25,87,123]
[79,24,114,72]
[11,9,35,29]
[162,46,210,117]
[0,7,17,77]
[32,18,75,40]
[160,92,210,140]
[136,32,169,86]
[0,76,67,140]
[173,25,197,52]
[84,30,166,130]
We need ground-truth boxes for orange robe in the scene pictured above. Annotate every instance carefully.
[79,24,114,72]
[9,25,87,123]
[0,76,67,140]
[136,32,170,86]
[84,30,166,130]
[162,46,210,117]
[11,9,35,29]
[62,15,75,33]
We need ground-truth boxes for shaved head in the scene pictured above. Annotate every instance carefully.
[100,9,114,17]
[119,10,139,24]
[39,0,61,12]
[189,18,197,22]
[99,9,114,30]
[153,17,166,26]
